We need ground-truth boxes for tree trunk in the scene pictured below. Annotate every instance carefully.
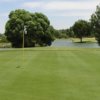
[80,37,82,43]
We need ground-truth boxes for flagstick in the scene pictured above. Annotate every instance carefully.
[22,28,24,67]
[22,26,27,67]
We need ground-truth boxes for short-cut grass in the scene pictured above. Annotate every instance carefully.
[0,47,100,100]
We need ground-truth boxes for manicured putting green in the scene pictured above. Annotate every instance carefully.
[0,47,100,100]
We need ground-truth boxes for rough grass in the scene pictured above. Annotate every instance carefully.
[0,47,100,100]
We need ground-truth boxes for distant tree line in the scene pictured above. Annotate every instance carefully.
[54,28,73,39]
[54,20,95,43]
[4,4,100,47]
[53,4,100,44]
[54,28,74,39]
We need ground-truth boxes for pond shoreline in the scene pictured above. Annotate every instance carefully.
[0,39,100,50]
[51,39,100,48]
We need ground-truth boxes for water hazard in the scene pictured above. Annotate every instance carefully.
[51,39,100,48]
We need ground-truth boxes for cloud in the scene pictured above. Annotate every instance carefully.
[20,0,99,22]
[53,11,92,17]
[1,0,100,32]
[21,1,100,10]
[22,2,43,8]
[44,1,99,10]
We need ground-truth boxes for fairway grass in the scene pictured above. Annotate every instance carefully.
[0,47,100,100]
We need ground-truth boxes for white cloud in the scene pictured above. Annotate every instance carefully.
[55,12,91,17]
[44,1,100,10]
[22,2,43,8]
[21,1,100,10]
[1,0,100,32]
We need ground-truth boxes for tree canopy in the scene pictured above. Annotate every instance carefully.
[91,4,100,45]
[72,20,91,43]
[5,9,54,48]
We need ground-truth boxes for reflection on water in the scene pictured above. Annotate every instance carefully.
[51,39,100,48]
[0,48,13,50]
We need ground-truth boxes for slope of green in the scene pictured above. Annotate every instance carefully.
[0,47,100,100]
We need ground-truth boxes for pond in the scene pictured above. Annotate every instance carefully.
[51,39,100,48]
[0,39,100,50]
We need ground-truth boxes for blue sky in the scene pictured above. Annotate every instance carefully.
[0,0,100,33]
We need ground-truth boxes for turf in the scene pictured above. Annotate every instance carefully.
[71,37,97,43]
[0,47,100,100]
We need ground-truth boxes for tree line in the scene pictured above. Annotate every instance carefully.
[3,4,100,47]
[57,20,92,43]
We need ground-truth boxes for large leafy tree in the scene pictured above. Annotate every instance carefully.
[27,13,54,46]
[5,9,32,47]
[91,5,100,45]
[5,9,54,47]
[72,20,91,43]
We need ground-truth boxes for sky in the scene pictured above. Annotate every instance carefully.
[0,0,100,33]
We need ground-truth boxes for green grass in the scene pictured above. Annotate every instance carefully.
[71,37,97,43]
[0,47,100,100]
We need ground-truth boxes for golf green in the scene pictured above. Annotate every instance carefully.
[0,47,100,100]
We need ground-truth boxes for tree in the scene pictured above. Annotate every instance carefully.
[27,13,54,46]
[54,27,74,39]
[5,9,54,48]
[58,29,68,38]
[66,27,74,38]
[42,25,55,46]
[0,34,8,43]
[72,20,91,43]
[53,30,61,39]
[91,5,100,45]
